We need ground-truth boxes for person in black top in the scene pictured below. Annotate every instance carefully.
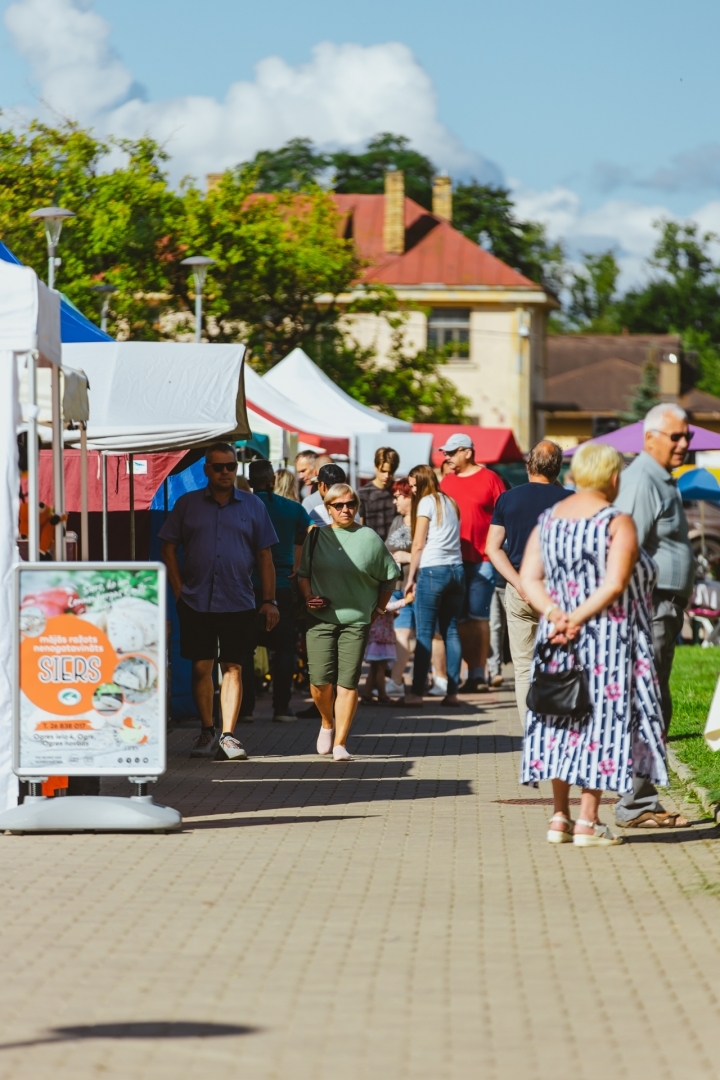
[486,440,569,718]
[358,447,399,540]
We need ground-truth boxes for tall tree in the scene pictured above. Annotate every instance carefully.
[565,250,622,331]
[452,182,564,291]
[240,138,329,191]
[331,133,436,209]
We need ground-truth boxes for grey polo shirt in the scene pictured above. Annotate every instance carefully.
[614,451,695,597]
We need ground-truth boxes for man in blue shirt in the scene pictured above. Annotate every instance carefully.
[240,459,312,722]
[486,441,569,718]
[159,443,279,760]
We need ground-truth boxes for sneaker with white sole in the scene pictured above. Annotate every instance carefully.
[215,733,248,761]
[385,679,405,696]
[190,727,220,758]
[428,676,448,696]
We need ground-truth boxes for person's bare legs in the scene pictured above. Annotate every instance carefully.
[334,685,359,747]
[478,619,490,670]
[374,662,388,701]
[219,662,243,734]
[392,627,414,684]
[431,634,447,679]
[360,664,377,702]
[549,778,571,832]
[311,683,335,728]
[575,790,603,834]
[191,659,215,729]
[458,619,482,671]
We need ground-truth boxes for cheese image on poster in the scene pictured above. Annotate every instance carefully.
[16,565,166,776]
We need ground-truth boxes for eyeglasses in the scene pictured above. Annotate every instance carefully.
[209,462,238,473]
[442,448,464,457]
[329,501,357,511]
[650,429,694,444]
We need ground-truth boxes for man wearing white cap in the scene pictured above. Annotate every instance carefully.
[440,433,506,692]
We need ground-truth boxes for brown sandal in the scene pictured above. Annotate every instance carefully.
[620,811,689,828]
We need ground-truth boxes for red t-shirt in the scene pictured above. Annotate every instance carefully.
[440,468,507,563]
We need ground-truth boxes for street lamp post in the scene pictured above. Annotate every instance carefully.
[180,256,215,343]
[90,284,117,334]
[29,205,76,561]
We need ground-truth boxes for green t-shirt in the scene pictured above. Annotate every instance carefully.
[298,524,399,625]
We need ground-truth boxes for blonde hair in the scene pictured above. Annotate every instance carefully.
[274,468,298,501]
[408,463,459,536]
[571,442,624,492]
[323,483,358,508]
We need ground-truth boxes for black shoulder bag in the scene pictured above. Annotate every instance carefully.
[291,527,320,622]
[526,638,591,723]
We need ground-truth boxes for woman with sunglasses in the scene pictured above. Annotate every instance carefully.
[297,484,400,760]
[402,465,465,707]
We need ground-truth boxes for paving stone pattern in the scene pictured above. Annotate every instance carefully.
[0,678,719,1079]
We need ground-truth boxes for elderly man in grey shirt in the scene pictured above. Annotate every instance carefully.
[614,402,694,827]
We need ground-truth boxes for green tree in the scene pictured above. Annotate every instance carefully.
[452,182,564,291]
[240,137,329,191]
[624,361,660,421]
[564,250,622,331]
[331,133,436,209]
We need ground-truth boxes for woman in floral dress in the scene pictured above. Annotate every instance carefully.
[519,442,667,848]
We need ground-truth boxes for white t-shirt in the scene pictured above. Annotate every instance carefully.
[417,493,462,568]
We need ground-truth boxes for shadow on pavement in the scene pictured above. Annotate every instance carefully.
[0,1021,258,1050]
[182,814,374,830]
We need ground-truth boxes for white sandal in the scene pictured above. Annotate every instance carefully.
[573,818,622,847]
[547,812,574,844]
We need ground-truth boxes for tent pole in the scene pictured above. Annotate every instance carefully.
[79,423,89,561]
[702,500,706,560]
[51,363,66,560]
[26,351,40,562]
[101,454,108,562]
[129,453,135,561]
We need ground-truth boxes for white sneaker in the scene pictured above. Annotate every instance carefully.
[428,676,448,696]
[385,679,405,696]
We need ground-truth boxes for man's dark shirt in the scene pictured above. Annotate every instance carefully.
[158,486,278,612]
[490,482,570,571]
[251,490,312,590]
[358,484,396,541]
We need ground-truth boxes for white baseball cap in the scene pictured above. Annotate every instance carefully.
[438,433,474,453]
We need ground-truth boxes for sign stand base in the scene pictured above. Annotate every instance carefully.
[0,795,182,834]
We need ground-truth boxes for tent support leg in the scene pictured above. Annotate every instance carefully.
[26,351,40,562]
[129,452,135,561]
[51,363,66,560]
[102,454,108,562]
[80,424,89,561]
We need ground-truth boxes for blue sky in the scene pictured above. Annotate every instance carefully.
[1,0,719,283]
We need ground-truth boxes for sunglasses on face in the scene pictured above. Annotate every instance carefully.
[329,501,356,511]
[209,462,238,473]
[443,448,463,457]
[652,429,693,444]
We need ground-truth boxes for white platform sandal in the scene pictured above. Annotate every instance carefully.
[547,813,574,844]
[573,818,622,847]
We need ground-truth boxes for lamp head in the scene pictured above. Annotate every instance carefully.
[181,255,215,291]
[29,206,76,250]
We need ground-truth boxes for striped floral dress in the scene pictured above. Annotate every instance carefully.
[521,506,668,793]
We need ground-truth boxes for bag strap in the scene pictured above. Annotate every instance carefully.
[537,636,582,666]
[307,527,321,594]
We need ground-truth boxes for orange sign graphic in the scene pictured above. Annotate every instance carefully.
[20,614,118,716]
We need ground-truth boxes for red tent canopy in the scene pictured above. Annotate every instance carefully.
[38,449,188,512]
[412,424,524,468]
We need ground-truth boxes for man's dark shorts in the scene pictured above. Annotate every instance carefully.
[177,598,257,664]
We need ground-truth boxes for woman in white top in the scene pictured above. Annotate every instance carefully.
[403,465,464,706]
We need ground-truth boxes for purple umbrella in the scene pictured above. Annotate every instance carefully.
[563,421,720,456]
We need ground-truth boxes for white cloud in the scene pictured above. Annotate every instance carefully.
[4,0,498,183]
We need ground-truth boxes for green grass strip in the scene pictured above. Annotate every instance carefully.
[670,647,720,801]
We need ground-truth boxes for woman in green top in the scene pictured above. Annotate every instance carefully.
[298,483,399,760]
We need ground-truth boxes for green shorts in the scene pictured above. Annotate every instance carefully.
[305,618,370,690]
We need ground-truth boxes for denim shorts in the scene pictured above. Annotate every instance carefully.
[462,560,496,621]
[392,589,415,631]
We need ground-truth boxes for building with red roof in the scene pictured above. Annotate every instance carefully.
[323,173,558,450]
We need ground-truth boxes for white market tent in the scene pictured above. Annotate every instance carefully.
[0,261,61,811]
[263,347,412,434]
[244,363,350,442]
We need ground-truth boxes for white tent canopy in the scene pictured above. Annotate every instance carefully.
[246,407,298,463]
[244,364,348,440]
[263,348,411,434]
[0,261,60,367]
[62,342,251,452]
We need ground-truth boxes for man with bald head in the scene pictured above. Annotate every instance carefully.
[486,439,569,717]
[613,403,694,828]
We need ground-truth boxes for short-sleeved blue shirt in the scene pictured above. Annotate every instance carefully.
[158,487,278,613]
[490,482,569,571]
[251,491,312,590]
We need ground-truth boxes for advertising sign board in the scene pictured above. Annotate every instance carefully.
[14,563,166,777]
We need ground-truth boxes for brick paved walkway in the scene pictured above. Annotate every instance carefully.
[0,678,720,1079]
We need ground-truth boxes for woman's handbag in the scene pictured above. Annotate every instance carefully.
[526,639,591,721]
[291,527,320,622]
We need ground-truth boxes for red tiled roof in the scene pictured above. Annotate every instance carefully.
[332,194,536,289]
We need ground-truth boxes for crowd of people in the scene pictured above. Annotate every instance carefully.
[160,402,696,846]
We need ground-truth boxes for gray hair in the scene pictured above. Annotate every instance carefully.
[643,403,687,435]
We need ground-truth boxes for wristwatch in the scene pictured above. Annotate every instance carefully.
[374,606,387,616]
[261,599,278,607]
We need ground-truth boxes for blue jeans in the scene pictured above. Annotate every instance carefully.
[411,564,465,696]
[462,560,496,621]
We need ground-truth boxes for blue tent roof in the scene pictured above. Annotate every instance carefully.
[0,240,113,343]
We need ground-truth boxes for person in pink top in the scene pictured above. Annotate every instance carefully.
[439,433,507,693]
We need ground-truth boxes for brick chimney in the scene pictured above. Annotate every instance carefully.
[433,175,452,222]
[383,170,405,254]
